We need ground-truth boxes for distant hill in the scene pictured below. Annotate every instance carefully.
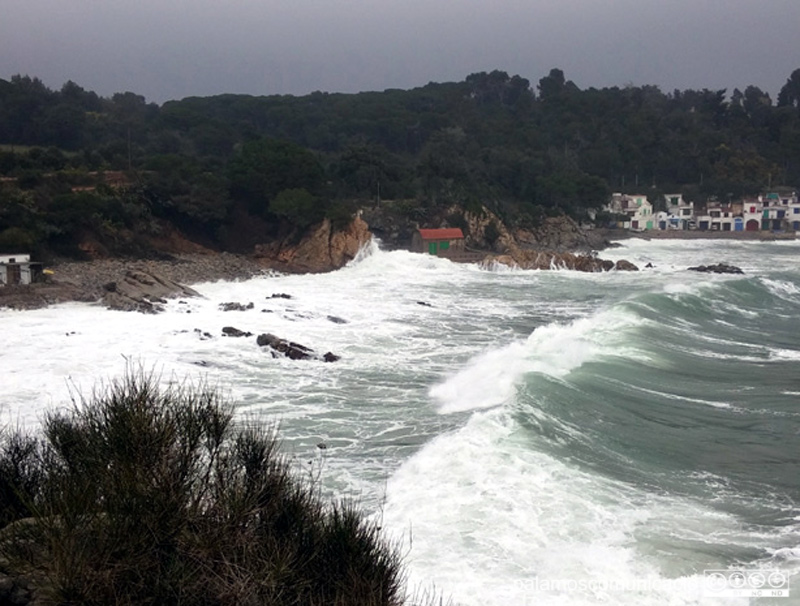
[1,68,799,259]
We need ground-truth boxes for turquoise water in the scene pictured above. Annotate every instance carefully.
[2,238,799,604]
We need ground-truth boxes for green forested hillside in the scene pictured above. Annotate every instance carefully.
[1,68,799,257]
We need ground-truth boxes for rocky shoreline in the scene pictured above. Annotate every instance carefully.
[607,228,797,241]
[0,253,267,311]
[4,213,773,312]
[0,214,374,311]
[52,252,266,296]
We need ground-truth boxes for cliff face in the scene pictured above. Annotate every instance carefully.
[512,216,609,253]
[475,213,632,271]
[361,203,611,254]
[357,203,629,272]
[254,216,372,273]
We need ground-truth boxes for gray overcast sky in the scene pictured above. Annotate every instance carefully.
[2,0,799,104]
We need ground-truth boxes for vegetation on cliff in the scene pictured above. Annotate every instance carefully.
[0,371,413,605]
[1,68,799,258]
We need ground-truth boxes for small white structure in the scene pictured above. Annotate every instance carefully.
[0,254,40,286]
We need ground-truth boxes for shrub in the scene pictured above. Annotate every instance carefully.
[270,187,324,229]
[0,227,38,253]
[0,370,408,605]
[326,199,357,230]
[0,431,43,528]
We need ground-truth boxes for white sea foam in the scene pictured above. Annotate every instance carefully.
[381,410,749,606]
[770,348,800,361]
[761,277,800,305]
[431,308,647,414]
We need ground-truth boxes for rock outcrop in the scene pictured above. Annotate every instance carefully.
[219,302,254,311]
[256,333,340,362]
[359,206,418,250]
[0,282,91,310]
[688,263,744,274]
[361,203,612,254]
[254,216,371,273]
[102,270,199,313]
[481,248,637,272]
[222,326,253,337]
[614,259,639,271]
[513,216,610,253]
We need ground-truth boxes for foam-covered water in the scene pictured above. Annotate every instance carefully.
[2,237,799,605]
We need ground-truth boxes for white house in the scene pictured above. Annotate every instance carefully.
[663,194,694,230]
[607,193,654,230]
[789,199,800,231]
[698,200,742,232]
[760,192,797,231]
[0,254,40,286]
[741,197,764,231]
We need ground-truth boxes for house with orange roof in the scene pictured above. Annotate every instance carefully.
[411,228,465,256]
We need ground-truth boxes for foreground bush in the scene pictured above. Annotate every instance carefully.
[0,372,406,605]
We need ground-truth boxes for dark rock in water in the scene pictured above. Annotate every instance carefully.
[327,315,348,324]
[416,301,432,307]
[256,333,339,362]
[270,293,292,299]
[688,263,744,274]
[194,328,213,340]
[219,301,254,311]
[317,442,327,450]
[614,259,639,271]
[645,262,654,268]
[222,326,253,338]
[257,333,313,360]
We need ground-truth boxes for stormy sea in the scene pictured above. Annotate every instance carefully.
[3,237,800,605]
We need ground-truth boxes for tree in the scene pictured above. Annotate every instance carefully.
[537,68,578,101]
[228,138,324,215]
[778,68,800,110]
[41,102,86,149]
[270,188,323,227]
